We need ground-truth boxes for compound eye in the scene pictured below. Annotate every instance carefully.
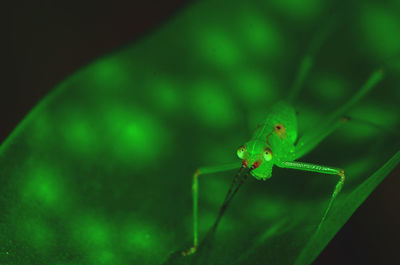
[263,148,273,161]
[237,145,246,159]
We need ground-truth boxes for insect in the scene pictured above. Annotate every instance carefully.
[182,26,384,256]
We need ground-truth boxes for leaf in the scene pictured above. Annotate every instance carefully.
[1,1,400,265]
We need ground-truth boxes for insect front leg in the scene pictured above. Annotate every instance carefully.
[182,162,241,256]
[277,161,345,232]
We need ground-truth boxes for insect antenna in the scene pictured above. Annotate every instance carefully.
[221,164,246,205]
[211,166,253,232]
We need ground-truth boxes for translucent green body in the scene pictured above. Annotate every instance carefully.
[243,101,297,180]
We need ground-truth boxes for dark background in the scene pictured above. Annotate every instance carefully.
[4,1,399,264]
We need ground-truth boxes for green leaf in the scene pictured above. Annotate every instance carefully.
[1,1,400,265]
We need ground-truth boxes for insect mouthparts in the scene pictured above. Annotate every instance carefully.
[251,161,261,169]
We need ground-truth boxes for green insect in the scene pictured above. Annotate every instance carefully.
[182,27,384,256]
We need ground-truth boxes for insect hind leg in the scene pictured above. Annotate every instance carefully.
[288,20,337,103]
[316,169,346,233]
[277,161,346,233]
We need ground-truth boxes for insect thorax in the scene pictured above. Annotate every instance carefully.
[252,101,297,160]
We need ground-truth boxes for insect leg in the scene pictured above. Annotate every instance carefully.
[295,69,384,159]
[288,20,336,103]
[277,161,345,232]
[344,115,398,136]
[294,116,346,159]
[182,162,241,256]
[328,69,383,120]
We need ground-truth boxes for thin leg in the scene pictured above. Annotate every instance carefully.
[287,55,313,103]
[345,115,397,135]
[182,162,241,256]
[288,20,336,103]
[329,69,383,120]
[277,161,345,232]
[295,116,347,159]
[295,69,384,159]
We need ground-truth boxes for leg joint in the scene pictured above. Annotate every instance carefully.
[193,169,200,179]
[338,169,345,182]
[192,169,200,192]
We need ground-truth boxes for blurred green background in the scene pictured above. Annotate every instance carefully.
[3,0,400,264]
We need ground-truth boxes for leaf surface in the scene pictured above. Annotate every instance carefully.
[1,1,399,265]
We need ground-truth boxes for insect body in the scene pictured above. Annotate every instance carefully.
[182,29,384,255]
[182,68,382,256]
[238,101,297,181]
